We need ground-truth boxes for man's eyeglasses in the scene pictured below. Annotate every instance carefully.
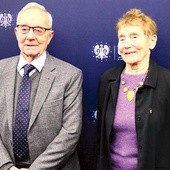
[17,25,52,36]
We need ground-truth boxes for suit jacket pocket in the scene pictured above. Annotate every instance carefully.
[38,98,63,130]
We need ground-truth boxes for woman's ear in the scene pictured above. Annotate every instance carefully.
[149,34,157,50]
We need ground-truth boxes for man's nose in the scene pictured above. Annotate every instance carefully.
[26,28,35,39]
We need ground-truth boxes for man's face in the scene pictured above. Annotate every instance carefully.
[15,8,54,61]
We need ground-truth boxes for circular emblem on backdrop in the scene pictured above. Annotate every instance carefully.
[92,42,112,62]
[0,11,14,30]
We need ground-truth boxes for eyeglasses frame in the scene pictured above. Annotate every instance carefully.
[16,25,52,35]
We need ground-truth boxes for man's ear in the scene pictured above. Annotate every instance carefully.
[47,31,54,45]
[14,27,19,40]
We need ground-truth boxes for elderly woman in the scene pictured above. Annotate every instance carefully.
[94,8,170,170]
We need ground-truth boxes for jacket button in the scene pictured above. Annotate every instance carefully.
[149,109,153,114]
[138,89,143,94]
[139,145,143,150]
[137,116,141,121]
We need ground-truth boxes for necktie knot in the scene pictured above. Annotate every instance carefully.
[24,64,35,76]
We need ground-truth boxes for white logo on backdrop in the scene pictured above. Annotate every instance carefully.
[113,45,122,61]
[0,11,13,29]
[92,110,97,122]
[92,42,112,62]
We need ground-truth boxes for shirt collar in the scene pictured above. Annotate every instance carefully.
[17,51,47,73]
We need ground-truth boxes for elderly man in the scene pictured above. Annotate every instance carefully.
[0,2,82,170]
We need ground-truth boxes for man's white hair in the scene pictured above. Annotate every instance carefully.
[16,2,53,28]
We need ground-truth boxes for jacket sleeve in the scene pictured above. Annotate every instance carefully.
[0,137,14,169]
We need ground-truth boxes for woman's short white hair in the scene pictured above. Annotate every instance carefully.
[16,2,53,28]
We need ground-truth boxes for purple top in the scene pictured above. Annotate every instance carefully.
[110,73,146,170]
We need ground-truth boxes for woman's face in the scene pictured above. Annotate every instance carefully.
[117,24,157,66]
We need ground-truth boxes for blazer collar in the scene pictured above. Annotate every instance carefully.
[143,59,158,89]
[106,59,158,89]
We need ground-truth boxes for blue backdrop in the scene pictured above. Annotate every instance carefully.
[1,1,170,169]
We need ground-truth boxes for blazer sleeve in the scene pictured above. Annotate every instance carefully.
[0,137,13,169]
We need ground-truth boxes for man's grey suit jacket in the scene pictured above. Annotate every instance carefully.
[0,53,83,170]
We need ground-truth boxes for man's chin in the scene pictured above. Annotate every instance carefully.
[22,52,39,59]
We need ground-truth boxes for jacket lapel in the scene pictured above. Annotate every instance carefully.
[105,66,124,141]
[29,55,56,130]
[3,57,19,136]
[105,80,120,141]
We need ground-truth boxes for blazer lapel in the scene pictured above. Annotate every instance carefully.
[29,56,56,130]
[105,66,124,141]
[105,80,120,141]
[3,57,19,136]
